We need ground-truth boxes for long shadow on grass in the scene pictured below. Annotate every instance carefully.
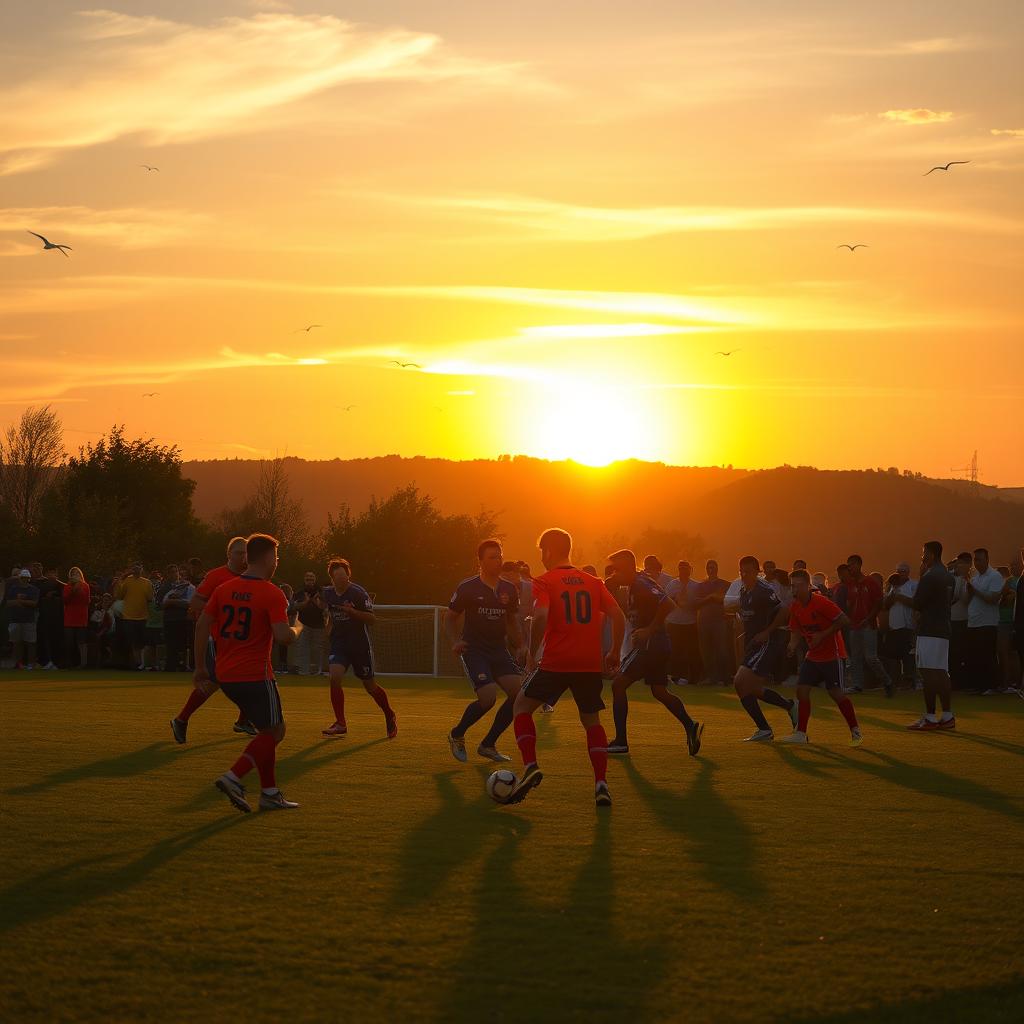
[6,739,236,796]
[857,712,1024,758]
[436,814,670,1023]
[0,816,246,933]
[622,757,765,903]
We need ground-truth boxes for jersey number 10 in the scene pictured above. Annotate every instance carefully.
[560,590,592,624]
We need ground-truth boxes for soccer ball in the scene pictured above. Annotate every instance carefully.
[486,769,517,803]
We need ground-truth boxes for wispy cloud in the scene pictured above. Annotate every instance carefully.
[880,108,955,125]
[1,205,208,250]
[0,9,525,173]
[991,128,1024,138]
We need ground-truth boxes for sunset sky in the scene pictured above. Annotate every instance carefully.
[2,1,1022,481]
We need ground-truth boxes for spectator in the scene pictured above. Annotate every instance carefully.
[643,555,674,589]
[7,569,39,669]
[114,563,155,670]
[90,592,116,666]
[515,560,535,653]
[997,562,1020,692]
[276,582,297,673]
[35,567,65,669]
[845,554,893,696]
[949,553,972,690]
[186,557,204,586]
[696,559,732,685]
[1014,548,1024,691]
[62,567,91,668]
[159,564,194,673]
[792,559,808,572]
[909,540,955,729]
[883,562,922,690]
[665,560,703,684]
[966,547,1003,695]
[811,571,831,598]
[294,570,326,675]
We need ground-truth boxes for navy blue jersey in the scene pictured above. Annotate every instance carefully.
[738,578,782,636]
[448,575,519,652]
[322,584,372,647]
[625,574,671,652]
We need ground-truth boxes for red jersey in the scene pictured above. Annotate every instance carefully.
[846,574,882,628]
[197,565,240,601]
[207,576,288,683]
[533,566,619,673]
[788,593,847,662]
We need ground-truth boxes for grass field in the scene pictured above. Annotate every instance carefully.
[2,671,1023,1023]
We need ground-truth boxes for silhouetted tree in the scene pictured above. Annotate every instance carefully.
[0,404,64,533]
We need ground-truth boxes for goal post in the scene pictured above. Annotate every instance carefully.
[370,605,465,678]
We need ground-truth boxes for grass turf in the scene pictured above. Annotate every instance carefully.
[2,672,1023,1023]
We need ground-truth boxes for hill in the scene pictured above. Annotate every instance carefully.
[183,456,1023,577]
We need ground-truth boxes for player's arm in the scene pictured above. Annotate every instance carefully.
[527,606,546,667]
[600,586,626,674]
[444,609,467,654]
[342,598,375,625]
[193,610,214,692]
[272,621,297,645]
[808,608,849,650]
[632,593,673,643]
[505,608,524,656]
[752,599,788,644]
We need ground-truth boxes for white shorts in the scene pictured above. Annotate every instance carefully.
[915,636,949,671]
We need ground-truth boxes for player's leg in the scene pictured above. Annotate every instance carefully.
[356,650,396,738]
[649,682,704,757]
[734,660,774,740]
[572,672,611,806]
[502,673,561,804]
[779,682,813,743]
[608,672,635,753]
[451,680,497,752]
[478,671,521,761]
[827,669,862,746]
[322,657,349,738]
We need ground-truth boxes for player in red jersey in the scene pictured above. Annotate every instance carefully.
[169,537,250,743]
[781,569,863,747]
[501,527,626,807]
[195,533,298,812]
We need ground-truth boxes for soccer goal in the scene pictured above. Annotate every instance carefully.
[371,605,464,677]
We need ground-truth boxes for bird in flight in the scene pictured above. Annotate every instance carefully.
[140,164,160,172]
[142,392,160,398]
[715,349,741,357]
[336,404,356,412]
[390,360,422,369]
[924,160,970,176]
[294,324,323,333]
[837,243,869,251]
[27,231,72,257]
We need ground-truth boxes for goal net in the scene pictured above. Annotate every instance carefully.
[370,605,465,677]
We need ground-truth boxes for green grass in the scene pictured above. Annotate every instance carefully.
[2,672,1023,1023]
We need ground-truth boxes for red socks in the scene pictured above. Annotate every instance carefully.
[514,713,537,766]
[229,732,278,788]
[586,724,608,783]
[370,685,393,718]
[798,698,811,733]
[837,698,859,730]
[177,687,211,722]
[330,683,346,726]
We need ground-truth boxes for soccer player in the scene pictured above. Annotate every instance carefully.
[502,527,626,807]
[169,536,251,743]
[732,555,800,741]
[604,549,704,756]
[320,558,397,739]
[445,540,525,762]
[195,533,299,812]
[908,540,956,730]
[780,569,862,746]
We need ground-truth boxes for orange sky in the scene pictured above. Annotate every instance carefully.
[2,2,1022,481]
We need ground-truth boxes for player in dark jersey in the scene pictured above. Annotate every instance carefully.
[170,536,252,743]
[194,533,299,813]
[501,527,626,807]
[782,569,862,746]
[604,549,704,756]
[732,555,800,742]
[320,558,397,740]
[445,539,525,763]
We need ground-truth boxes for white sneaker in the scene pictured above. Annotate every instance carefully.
[42,662,57,670]
[743,728,774,742]
[259,790,299,811]
[779,731,809,744]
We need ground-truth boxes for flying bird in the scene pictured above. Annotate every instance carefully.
[715,349,741,357]
[294,324,323,333]
[389,360,422,369]
[837,244,869,251]
[142,392,160,398]
[924,160,970,176]
[336,404,356,412]
[140,164,160,172]
[27,231,71,257]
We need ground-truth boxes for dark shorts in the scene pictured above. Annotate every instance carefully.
[521,669,605,714]
[461,648,521,690]
[620,644,670,686]
[798,658,845,690]
[145,626,163,646]
[742,636,787,679]
[220,679,283,730]
[64,626,89,645]
[329,641,374,680]
[123,619,147,648]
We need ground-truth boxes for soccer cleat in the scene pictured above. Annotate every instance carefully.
[322,722,348,739]
[215,774,251,813]
[447,730,468,763]
[744,728,774,743]
[595,781,612,807]
[686,720,705,757]
[938,716,956,730]
[788,700,800,732]
[779,731,809,744]
[170,717,188,744]
[605,742,630,755]
[503,763,543,805]
[849,727,863,747]
[259,790,299,811]
[907,716,940,731]
[386,713,399,740]
[477,744,512,763]
[540,704,555,714]
[233,720,258,737]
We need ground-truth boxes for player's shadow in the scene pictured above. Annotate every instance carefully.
[6,739,235,796]
[856,712,1024,758]
[771,744,840,779]
[0,816,246,934]
[623,757,765,902]
[436,814,670,1023]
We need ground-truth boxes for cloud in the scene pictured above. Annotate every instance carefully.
[520,323,714,339]
[1,205,209,250]
[991,128,1024,138]
[0,9,523,173]
[880,109,955,125]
